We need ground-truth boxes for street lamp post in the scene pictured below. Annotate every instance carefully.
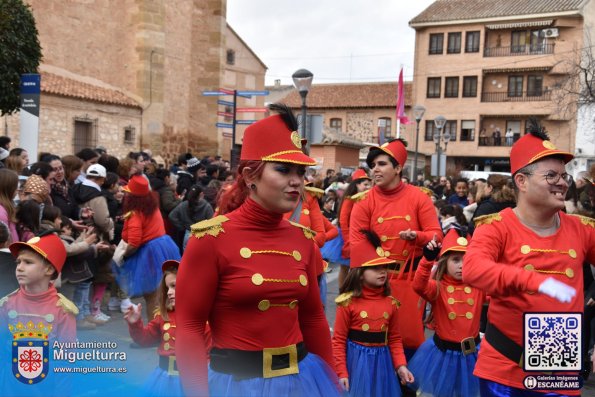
[292,69,314,154]
[411,105,426,182]
[433,115,450,177]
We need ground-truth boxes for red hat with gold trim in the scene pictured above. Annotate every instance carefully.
[241,104,316,166]
[510,123,573,174]
[352,168,370,181]
[123,175,150,196]
[350,230,396,269]
[162,260,179,273]
[439,229,470,257]
[10,234,67,273]
[369,139,407,166]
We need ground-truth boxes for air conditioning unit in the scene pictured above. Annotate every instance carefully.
[543,28,559,38]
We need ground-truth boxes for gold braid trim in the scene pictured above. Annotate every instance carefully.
[57,293,79,316]
[288,221,316,240]
[569,214,595,228]
[190,215,230,239]
[418,186,434,198]
[304,186,325,199]
[261,150,316,165]
[473,213,502,228]
[335,292,353,307]
[350,190,369,202]
[390,296,401,308]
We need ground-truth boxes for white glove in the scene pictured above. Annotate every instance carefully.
[537,277,576,303]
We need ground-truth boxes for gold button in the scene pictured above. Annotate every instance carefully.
[381,235,387,242]
[521,245,531,255]
[360,311,368,318]
[299,274,308,286]
[448,312,457,320]
[163,342,171,351]
[163,332,170,342]
[402,250,409,256]
[377,217,384,224]
[457,237,468,246]
[303,209,310,215]
[524,264,534,271]
[568,249,577,259]
[405,215,411,221]
[376,247,385,257]
[163,323,171,331]
[292,251,302,261]
[383,312,389,319]
[251,273,264,285]
[464,287,472,294]
[362,324,370,331]
[240,247,252,258]
[258,300,270,311]
[466,312,473,319]
[467,298,474,305]
[566,268,574,278]
[385,250,391,257]
[447,298,455,305]
[447,285,455,293]
[381,324,387,331]
[288,300,298,309]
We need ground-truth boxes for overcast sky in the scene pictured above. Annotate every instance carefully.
[226,0,435,86]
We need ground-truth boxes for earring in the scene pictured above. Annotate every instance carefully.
[250,183,256,190]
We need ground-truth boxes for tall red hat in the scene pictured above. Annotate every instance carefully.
[510,134,573,175]
[439,229,470,257]
[351,169,370,181]
[123,175,150,196]
[350,239,396,269]
[370,140,407,166]
[241,114,316,165]
[10,234,67,273]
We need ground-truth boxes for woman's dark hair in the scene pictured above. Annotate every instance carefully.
[40,154,60,164]
[0,221,9,245]
[41,205,62,223]
[186,184,204,216]
[60,215,73,230]
[61,155,84,183]
[155,168,170,181]
[29,162,53,180]
[98,154,120,174]
[75,148,99,162]
[9,148,25,157]
[16,200,40,235]
[440,204,467,227]
[103,172,119,189]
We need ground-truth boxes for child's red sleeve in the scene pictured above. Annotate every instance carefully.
[331,304,350,378]
[128,315,162,346]
[388,301,407,369]
[412,257,439,302]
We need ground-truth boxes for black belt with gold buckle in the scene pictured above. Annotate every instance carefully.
[433,334,480,355]
[348,329,388,344]
[158,355,179,375]
[210,342,308,380]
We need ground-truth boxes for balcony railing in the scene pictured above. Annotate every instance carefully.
[483,43,555,57]
[481,90,551,102]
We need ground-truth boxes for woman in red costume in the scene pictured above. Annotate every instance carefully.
[176,104,340,397]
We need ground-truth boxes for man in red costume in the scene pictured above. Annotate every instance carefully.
[350,139,442,368]
[464,125,595,396]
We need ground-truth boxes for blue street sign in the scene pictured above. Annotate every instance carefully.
[235,120,257,125]
[203,91,228,96]
[236,90,269,96]
[217,100,235,107]
[215,122,233,129]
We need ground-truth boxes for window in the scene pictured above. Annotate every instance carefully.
[427,120,457,141]
[427,77,441,98]
[508,76,523,97]
[460,120,475,141]
[529,30,545,52]
[73,117,96,154]
[445,77,459,98]
[527,75,543,96]
[465,31,480,52]
[445,120,457,141]
[511,30,545,53]
[463,76,478,97]
[429,34,444,54]
[425,121,437,141]
[511,31,527,53]
[447,32,462,53]
[330,118,342,132]
[124,126,135,144]
[377,117,392,142]
[226,49,235,65]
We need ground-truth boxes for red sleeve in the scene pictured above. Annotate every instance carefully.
[388,301,407,369]
[307,196,326,247]
[176,235,219,396]
[463,223,545,295]
[323,217,338,241]
[413,194,443,248]
[349,200,370,247]
[123,214,143,248]
[412,258,439,302]
[339,199,354,258]
[299,245,335,367]
[331,304,350,378]
[128,315,162,346]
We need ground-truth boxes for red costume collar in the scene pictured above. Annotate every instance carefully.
[233,197,284,227]
[374,182,405,197]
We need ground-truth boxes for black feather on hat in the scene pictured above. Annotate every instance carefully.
[268,103,299,132]
[527,117,549,140]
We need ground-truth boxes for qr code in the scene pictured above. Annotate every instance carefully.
[524,313,582,371]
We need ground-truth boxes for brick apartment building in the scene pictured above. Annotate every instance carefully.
[410,0,595,176]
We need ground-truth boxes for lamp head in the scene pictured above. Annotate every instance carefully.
[413,105,426,122]
[292,69,314,95]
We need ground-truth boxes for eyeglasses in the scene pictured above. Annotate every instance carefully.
[523,171,573,186]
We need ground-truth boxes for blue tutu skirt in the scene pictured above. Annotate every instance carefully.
[407,337,480,397]
[479,379,571,397]
[143,366,184,397]
[208,352,342,397]
[113,235,181,297]
[320,228,349,266]
[346,339,400,397]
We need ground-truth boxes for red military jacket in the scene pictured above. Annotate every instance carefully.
[128,310,178,356]
[332,286,406,379]
[338,191,368,259]
[284,189,326,248]
[463,210,595,394]
[176,197,334,396]
[413,258,484,343]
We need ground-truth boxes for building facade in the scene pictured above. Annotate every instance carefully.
[410,0,595,176]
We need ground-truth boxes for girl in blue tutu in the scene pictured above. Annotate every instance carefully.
[408,229,485,397]
[332,230,414,397]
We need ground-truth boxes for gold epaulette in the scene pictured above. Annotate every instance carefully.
[389,296,401,308]
[474,213,502,228]
[190,215,230,239]
[569,214,595,228]
[57,293,79,316]
[289,221,316,240]
[0,289,18,308]
[418,186,434,198]
[123,211,134,220]
[350,190,369,202]
[304,186,325,199]
[335,292,353,306]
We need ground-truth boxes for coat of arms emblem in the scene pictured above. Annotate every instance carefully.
[9,321,51,385]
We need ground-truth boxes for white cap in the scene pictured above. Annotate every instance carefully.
[86,164,107,178]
